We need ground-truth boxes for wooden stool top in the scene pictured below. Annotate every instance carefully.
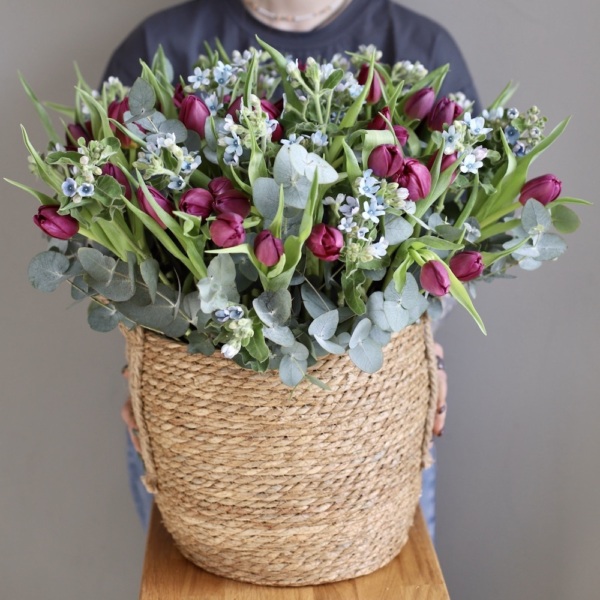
[139,504,450,600]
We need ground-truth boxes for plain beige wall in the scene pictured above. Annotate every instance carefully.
[1,1,599,598]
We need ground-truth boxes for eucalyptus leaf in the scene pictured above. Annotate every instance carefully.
[349,337,384,373]
[252,177,280,224]
[158,119,188,143]
[522,199,552,234]
[253,289,292,327]
[384,214,413,245]
[128,78,156,118]
[369,325,391,346]
[279,355,306,387]
[366,292,390,331]
[551,204,581,234]
[349,318,372,349]
[308,310,339,341]
[301,283,336,318]
[140,258,159,303]
[188,331,216,355]
[87,302,120,332]
[281,340,310,361]
[314,336,346,354]
[78,247,116,284]
[28,251,70,292]
[263,325,296,347]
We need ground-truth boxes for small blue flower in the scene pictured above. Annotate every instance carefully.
[442,125,459,154]
[62,178,77,197]
[168,176,186,191]
[464,113,492,137]
[338,217,356,233]
[506,107,520,120]
[357,227,369,240]
[362,198,386,224]
[213,62,234,87]
[460,154,484,175]
[504,125,521,145]
[187,67,211,90]
[214,309,230,323]
[228,306,244,321]
[357,170,381,199]
[311,131,329,147]
[339,196,359,218]
[77,183,95,197]
[512,142,528,157]
[369,237,389,259]
[281,133,305,146]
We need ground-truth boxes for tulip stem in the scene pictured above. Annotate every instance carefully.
[478,201,521,229]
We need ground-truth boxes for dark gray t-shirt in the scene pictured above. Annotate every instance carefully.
[103,0,478,105]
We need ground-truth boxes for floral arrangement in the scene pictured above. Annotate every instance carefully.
[11,40,587,386]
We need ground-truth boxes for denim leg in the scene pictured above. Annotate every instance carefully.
[419,443,437,544]
[126,431,153,531]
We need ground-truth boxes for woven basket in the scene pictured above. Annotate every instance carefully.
[122,318,438,586]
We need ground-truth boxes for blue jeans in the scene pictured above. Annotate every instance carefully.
[126,434,437,542]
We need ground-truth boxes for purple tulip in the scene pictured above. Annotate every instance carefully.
[367,106,391,131]
[213,188,251,219]
[427,97,464,132]
[65,121,92,151]
[254,230,284,267]
[393,125,410,146]
[108,98,137,148]
[449,251,485,282]
[179,188,214,219]
[210,213,246,248]
[427,151,459,184]
[173,83,186,109]
[101,163,132,199]
[136,186,173,229]
[404,87,435,120]
[357,64,382,104]
[519,174,562,206]
[208,176,235,198]
[33,205,79,240]
[420,261,450,296]
[179,95,210,138]
[306,224,344,262]
[368,144,404,178]
[393,158,432,201]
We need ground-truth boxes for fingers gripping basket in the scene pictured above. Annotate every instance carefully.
[122,319,438,586]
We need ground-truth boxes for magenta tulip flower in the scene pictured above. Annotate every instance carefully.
[394,158,432,201]
[393,125,410,146]
[179,95,210,138]
[518,174,562,206]
[179,188,214,219]
[208,176,235,198]
[33,206,79,240]
[254,230,284,267]
[213,188,251,219]
[306,224,344,262]
[404,87,435,120]
[427,97,463,131]
[209,213,246,248]
[357,64,382,104]
[420,260,450,296]
[101,163,132,199]
[136,186,173,229]
[368,144,404,178]
[367,106,391,131]
[449,251,485,282]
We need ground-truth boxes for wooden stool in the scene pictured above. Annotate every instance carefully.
[139,504,450,599]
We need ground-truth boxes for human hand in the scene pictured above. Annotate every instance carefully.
[121,366,141,454]
[433,342,447,437]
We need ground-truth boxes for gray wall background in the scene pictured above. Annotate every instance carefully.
[1,1,598,598]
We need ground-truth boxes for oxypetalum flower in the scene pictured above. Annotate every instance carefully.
[357,169,381,199]
[362,198,386,224]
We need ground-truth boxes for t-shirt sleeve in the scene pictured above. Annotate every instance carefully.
[101,24,150,87]
[431,28,481,111]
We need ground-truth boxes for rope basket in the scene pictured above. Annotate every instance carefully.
[122,318,438,586]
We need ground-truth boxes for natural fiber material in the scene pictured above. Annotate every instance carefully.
[122,319,438,586]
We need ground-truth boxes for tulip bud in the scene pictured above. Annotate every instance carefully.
[208,176,235,197]
[65,122,92,151]
[254,230,284,267]
[180,188,214,219]
[108,98,136,148]
[393,125,410,146]
[367,106,391,131]
[258,99,284,142]
[173,83,186,109]
[420,260,450,296]
[394,158,432,201]
[449,251,485,282]
[519,174,562,206]
[426,151,459,184]
[213,188,251,219]
[136,186,173,229]
[368,144,404,178]
[306,223,344,262]
[404,87,435,120]
[428,97,463,132]
[101,163,132,199]
[209,213,246,248]
[179,95,210,138]
[33,205,79,240]
[357,64,382,104]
